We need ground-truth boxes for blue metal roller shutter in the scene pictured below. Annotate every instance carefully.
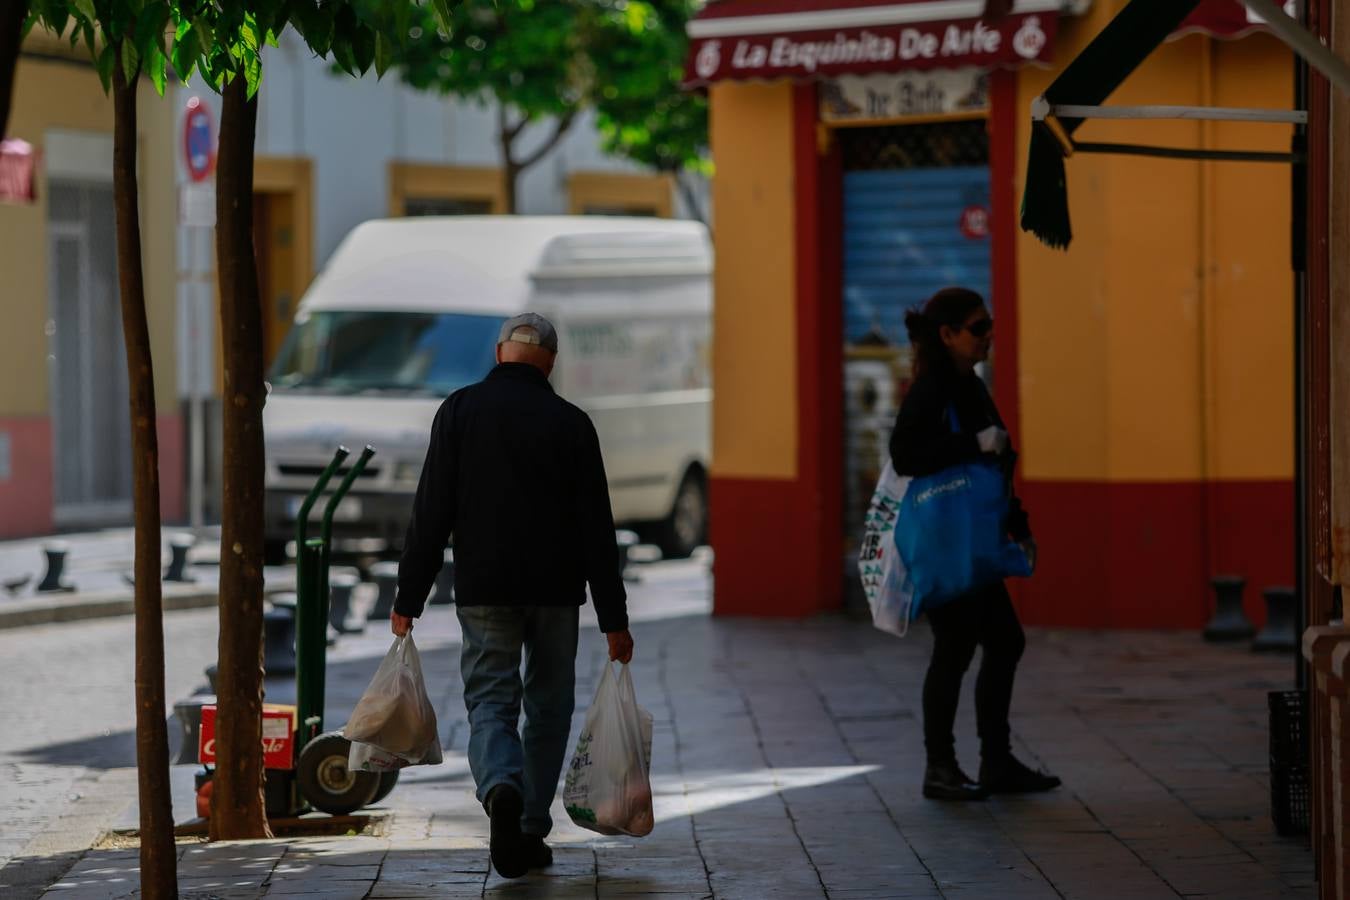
[843,166,991,346]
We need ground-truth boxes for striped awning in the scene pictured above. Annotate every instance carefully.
[684,0,1065,86]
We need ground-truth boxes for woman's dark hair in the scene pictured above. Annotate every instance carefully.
[904,287,986,378]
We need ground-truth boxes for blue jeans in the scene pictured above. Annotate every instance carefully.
[456,604,580,837]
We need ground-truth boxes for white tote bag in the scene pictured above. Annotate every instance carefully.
[858,461,916,637]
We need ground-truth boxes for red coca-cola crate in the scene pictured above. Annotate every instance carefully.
[199,704,297,771]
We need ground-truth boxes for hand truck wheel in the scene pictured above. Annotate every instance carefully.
[296,732,379,815]
[370,769,400,805]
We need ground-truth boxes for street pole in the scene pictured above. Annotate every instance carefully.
[189,225,207,535]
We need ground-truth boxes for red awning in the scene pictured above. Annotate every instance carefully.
[1171,0,1296,40]
[684,0,1063,86]
[0,140,37,205]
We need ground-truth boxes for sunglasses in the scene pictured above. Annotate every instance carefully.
[963,318,994,338]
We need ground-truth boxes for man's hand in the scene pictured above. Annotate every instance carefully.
[606,629,634,664]
[391,612,414,637]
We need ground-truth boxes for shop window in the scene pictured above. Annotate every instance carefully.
[388,163,506,217]
[568,172,673,218]
[404,196,495,216]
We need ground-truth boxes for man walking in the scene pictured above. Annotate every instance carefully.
[391,313,634,879]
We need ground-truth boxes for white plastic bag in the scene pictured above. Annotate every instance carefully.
[343,635,443,772]
[859,461,916,637]
[563,662,654,837]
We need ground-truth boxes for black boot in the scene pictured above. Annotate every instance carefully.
[522,834,553,870]
[923,760,988,801]
[486,784,527,878]
[979,754,1062,794]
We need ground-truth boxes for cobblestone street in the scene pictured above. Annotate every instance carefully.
[0,559,1316,898]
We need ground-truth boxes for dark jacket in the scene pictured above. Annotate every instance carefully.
[395,362,628,632]
[888,367,1032,542]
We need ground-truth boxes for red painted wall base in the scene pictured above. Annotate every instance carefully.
[0,414,186,539]
[0,417,54,538]
[710,474,1293,628]
[710,475,841,617]
[1013,479,1294,629]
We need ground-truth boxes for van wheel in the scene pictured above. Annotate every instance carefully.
[659,469,707,560]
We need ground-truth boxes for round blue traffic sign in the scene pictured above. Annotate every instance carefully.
[183,97,215,183]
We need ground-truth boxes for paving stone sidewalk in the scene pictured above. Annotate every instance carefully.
[18,561,1317,898]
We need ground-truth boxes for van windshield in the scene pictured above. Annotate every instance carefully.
[269,310,504,396]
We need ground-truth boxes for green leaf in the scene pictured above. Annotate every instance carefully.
[133,6,171,59]
[244,49,262,98]
[171,24,202,84]
[374,31,392,78]
[72,0,96,25]
[95,42,116,93]
[192,17,214,54]
[20,11,37,42]
[291,1,334,56]
[122,40,141,85]
[147,44,168,95]
[431,0,454,32]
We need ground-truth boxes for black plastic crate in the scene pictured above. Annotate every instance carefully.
[1270,763,1311,837]
[1268,690,1310,837]
[1269,690,1308,765]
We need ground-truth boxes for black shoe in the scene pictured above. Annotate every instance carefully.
[922,760,988,801]
[980,754,1062,794]
[522,834,553,870]
[486,785,527,878]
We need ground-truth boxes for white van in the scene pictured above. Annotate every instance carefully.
[262,216,712,563]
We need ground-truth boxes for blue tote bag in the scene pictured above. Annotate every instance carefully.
[893,409,1032,617]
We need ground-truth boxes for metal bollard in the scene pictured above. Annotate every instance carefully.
[263,596,298,676]
[329,571,362,634]
[368,561,399,621]
[431,548,455,606]
[163,533,197,583]
[616,530,639,581]
[1203,575,1255,642]
[1253,586,1299,652]
[36,541,76,593]
[171,695,215,765]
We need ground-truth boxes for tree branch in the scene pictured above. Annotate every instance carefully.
[497,103,526,159]
[515,110,576,173]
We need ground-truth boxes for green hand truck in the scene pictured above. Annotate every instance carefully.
[290,444,401,815]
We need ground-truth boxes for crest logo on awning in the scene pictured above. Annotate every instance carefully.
[1013,16,1047,60]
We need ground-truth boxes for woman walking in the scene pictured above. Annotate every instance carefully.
[890,287,1061,802]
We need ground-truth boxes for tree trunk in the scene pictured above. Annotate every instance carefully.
[0,0,26,141]
[209,72,271,842]
[503,161,519,214]
[111,62,178,898]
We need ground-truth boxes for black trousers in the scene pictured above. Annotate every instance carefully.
[922,581,1026,765]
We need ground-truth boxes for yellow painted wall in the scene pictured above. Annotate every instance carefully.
[1016,10,1292,483]
[708,81,799,480]
[0,51,179,417]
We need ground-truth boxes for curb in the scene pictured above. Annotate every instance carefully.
[0,580,298,630]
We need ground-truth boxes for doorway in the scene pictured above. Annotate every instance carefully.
[839,119,992,552]
[46,180,132,525]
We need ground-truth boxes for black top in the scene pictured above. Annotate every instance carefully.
[395,363,629,632]
[888,368,1032,542]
